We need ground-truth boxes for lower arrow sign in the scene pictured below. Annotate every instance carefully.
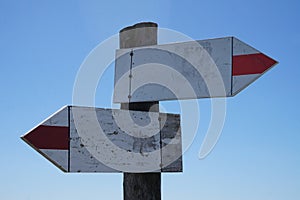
[22,106,182,173]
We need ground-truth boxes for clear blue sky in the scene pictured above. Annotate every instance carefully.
[1,0,299,199]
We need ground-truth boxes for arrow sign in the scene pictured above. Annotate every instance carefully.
[22,106,182,173]
[114,37,277,103]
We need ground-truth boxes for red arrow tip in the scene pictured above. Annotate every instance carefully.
[22,125,69,150]
[233,53,277,76]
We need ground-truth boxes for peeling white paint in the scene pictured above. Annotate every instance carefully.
[70,106,182,172]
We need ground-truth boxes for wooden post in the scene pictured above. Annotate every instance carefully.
[119,22,161,200]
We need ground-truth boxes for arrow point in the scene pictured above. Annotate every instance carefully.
[23,125,69,150]
[22,125,69,172]
[233,53,277,76]
[259,53,278,73]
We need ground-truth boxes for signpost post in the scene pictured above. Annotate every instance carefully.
[119,22,162,200]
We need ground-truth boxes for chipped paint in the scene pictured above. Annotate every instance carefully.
[114,37,277,103]
[22,106,182,173]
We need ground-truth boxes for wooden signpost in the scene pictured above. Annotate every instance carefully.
[22,22,277,200]
[119,22,162,200]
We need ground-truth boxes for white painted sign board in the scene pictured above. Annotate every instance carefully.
[114,37,277,103]
[22,106,182,173]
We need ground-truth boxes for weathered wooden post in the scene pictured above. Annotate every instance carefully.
[119,22,161,200]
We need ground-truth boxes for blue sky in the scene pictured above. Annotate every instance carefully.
[1,0,299,199]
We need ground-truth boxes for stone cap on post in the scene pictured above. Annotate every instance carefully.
[119,22,158,49]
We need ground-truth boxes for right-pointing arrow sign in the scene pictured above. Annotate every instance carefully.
[114,37,278,103]
[232,37,277,95]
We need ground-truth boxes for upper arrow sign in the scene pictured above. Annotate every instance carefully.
[113,37,277,103]
[22,106,182,173]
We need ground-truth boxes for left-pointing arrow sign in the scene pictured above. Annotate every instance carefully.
[22,106,182,173]
[21,106,69,171]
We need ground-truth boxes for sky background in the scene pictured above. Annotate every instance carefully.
[1,0,299,199]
